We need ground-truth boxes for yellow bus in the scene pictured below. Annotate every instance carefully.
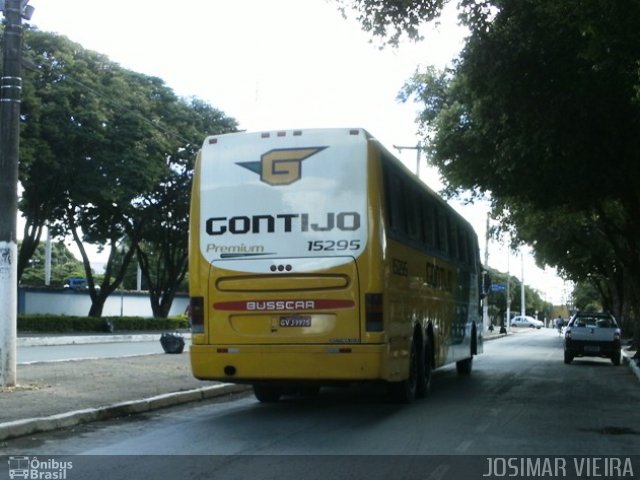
[189,128,486,403]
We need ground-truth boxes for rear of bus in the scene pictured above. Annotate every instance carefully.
[189,128,386,398]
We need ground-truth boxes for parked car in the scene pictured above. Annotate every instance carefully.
[63,277,100,291]
[564,312,621,365]
[63,277,88,290]
[510,315,543,329]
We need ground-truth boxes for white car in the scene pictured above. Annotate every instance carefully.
[563,312,621,365]
[510,315,543,329]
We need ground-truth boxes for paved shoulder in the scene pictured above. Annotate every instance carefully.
[0,353,248,441]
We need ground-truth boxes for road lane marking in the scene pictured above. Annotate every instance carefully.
[475,421,491,433]
[455,439,473,453]
[425,464,450,480]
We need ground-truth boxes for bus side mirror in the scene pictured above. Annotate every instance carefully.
[480,271,491,299]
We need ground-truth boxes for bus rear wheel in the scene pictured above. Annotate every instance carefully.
[417,340,432,398]
[456,357,473,375]
[388,337,420,403]
[253,384,282,403]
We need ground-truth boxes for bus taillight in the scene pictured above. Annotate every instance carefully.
[365,293,384,332]
[190,296,204,333]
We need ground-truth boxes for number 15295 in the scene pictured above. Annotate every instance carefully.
[307,240,361,251]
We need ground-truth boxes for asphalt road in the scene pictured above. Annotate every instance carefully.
[3,329,639,479]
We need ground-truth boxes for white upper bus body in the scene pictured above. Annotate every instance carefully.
[199,128,369,272]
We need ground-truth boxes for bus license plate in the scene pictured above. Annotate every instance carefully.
[279,316,312,327]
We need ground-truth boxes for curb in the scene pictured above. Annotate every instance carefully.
[0,383,250,442]
[622,349,640,383]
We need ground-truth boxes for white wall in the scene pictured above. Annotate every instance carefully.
[18,287,189,317]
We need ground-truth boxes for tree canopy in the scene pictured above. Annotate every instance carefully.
[343,0,640,331]
[16,27,238,316]
[19,240,85,287]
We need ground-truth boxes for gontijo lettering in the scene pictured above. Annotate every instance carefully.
[205,212,361,236]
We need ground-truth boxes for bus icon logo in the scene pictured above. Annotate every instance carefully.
[8,457,30,479]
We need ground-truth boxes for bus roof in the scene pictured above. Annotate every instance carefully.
[203,127,373,146]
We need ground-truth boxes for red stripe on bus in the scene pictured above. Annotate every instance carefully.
[213,299,355,311]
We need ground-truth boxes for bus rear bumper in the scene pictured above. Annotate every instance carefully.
[190,344,388,383]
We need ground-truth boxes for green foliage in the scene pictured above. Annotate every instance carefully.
[18,314,188,333]
[19,240,85,287]
[134,97,236,317]
[346,0,640,328]
[486,267,553,325]
[15,27,238,317]
[337,0,446,46]
[573,281,609,314]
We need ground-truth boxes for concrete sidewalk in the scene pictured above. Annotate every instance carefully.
[0,351,248,442]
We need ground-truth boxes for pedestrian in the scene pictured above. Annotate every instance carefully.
[555,316,564,334]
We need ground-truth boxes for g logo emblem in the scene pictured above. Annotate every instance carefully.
[238,147,327,186]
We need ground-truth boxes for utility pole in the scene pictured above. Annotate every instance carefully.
[504,250,510,334]
[520,252,526,318]
[393,143,424,176]
[0,0,32,387]
[44,227,52,285]
[483,213,489,331]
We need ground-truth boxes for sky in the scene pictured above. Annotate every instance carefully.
[26,0,569,308]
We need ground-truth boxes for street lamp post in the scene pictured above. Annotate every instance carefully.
[0,0,32,387]
[393,143,424,176]
[502,250,510,334]
[520,252,526,318]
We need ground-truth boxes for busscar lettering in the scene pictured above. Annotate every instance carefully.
[248,300,315,311]
[205,212,360,236]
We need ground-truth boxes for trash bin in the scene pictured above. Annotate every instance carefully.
[160,332,185,354]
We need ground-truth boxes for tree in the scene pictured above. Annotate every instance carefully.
[337,0,447,47]
[19,29,238,316]
[18,240,84,287]
[344,0,640,337]
[15,28,67,280]
[20,29,171,316]
[486,267,552,327]
[502,201,629,319]
[134,98,237,318]
[572,282,602,314]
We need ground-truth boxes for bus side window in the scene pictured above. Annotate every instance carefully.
[384,164,405,235]
[458,226,468,264]
[406,187,419,240]
[421,197,435,248]
[447,215,458,260]
[436,207,448,255]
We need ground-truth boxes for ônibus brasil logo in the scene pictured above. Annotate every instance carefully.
[237,147,327,186]
[8,456,73,479]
